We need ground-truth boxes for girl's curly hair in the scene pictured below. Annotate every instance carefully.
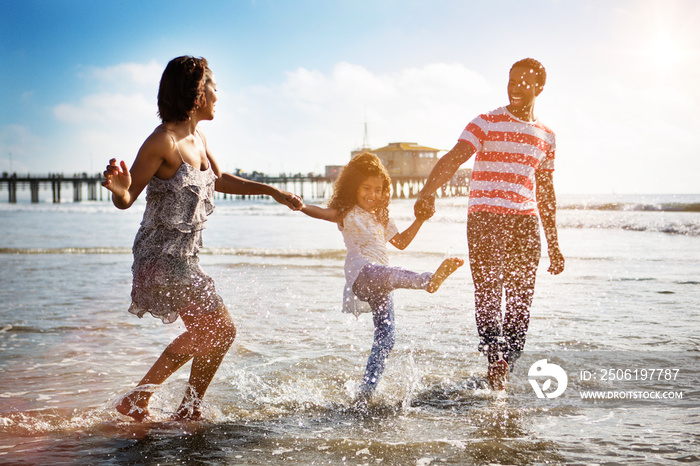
[157,56,210,123]
[328,152,392,226]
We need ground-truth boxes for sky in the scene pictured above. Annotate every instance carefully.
[2,0,699,194]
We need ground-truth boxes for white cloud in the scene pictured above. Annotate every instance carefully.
[546,63,700,194]
[0,125,43,174]
[54,92,154,124]
[43,58,700,194]
[206,62,494,174]
[49,62,163,171]
[79,60,164,91]
[55,61,162,127]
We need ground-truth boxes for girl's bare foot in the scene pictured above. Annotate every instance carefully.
[427,257,464,293]
[116,391,151,422]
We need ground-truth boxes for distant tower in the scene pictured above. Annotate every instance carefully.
[350,111,373,160]
[362,112,370,150]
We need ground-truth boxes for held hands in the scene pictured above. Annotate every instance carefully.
[102,158,131,197]
[274,190,303,211]
[287,193,303,211]
[414,194,436,221]
[547,245,565,275]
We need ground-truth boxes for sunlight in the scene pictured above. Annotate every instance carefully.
[648,33,685,69]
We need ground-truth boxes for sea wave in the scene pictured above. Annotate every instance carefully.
[3,194,699,214]
[0,246,348,258]
[433,194,700,212]
[556,210,700,236]
[560,202,700,213]
[0,247,132,255]
[205,247,346,260]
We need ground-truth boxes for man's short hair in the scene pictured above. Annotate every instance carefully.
[511,58,546,89]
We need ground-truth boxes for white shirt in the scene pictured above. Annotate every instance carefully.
[339,205,399,316]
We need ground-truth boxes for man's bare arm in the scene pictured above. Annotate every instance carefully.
[418,140,474,197]
[414,139,474,218]
[536,170,565,275]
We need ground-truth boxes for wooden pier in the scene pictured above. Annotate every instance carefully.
[0,173,104,203]
[0,170,470,203]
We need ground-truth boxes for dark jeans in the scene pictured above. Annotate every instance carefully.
[467,211,541,366]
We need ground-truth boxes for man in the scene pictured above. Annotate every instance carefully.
[415,58,565,390]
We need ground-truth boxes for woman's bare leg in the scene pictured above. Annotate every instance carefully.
[174,305,236,420]
[116,304,235,421]
[115,333,197,421]
[174,345,231,420]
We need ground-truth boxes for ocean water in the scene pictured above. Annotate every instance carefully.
[0,192,698,465]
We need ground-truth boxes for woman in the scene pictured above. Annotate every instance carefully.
[103,56,301,421]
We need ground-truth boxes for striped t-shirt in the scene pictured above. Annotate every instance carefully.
[459,106,556,216]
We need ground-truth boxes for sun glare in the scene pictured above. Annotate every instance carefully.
[649,34,685,69]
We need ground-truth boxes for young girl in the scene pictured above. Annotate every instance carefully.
[299,152,463,402]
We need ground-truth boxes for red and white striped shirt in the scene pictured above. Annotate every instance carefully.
[459,106,556,216]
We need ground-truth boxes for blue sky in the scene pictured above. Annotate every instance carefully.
[2,0,699,193]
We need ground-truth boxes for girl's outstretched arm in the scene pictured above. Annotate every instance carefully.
[300,203,340,223]
[390,195,434,250]
[389,218,425,250]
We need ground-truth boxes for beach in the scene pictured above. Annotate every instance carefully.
[0,193,698,465]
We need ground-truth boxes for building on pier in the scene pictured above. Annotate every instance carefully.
[352,142,441,178]
[325,141,471,198]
